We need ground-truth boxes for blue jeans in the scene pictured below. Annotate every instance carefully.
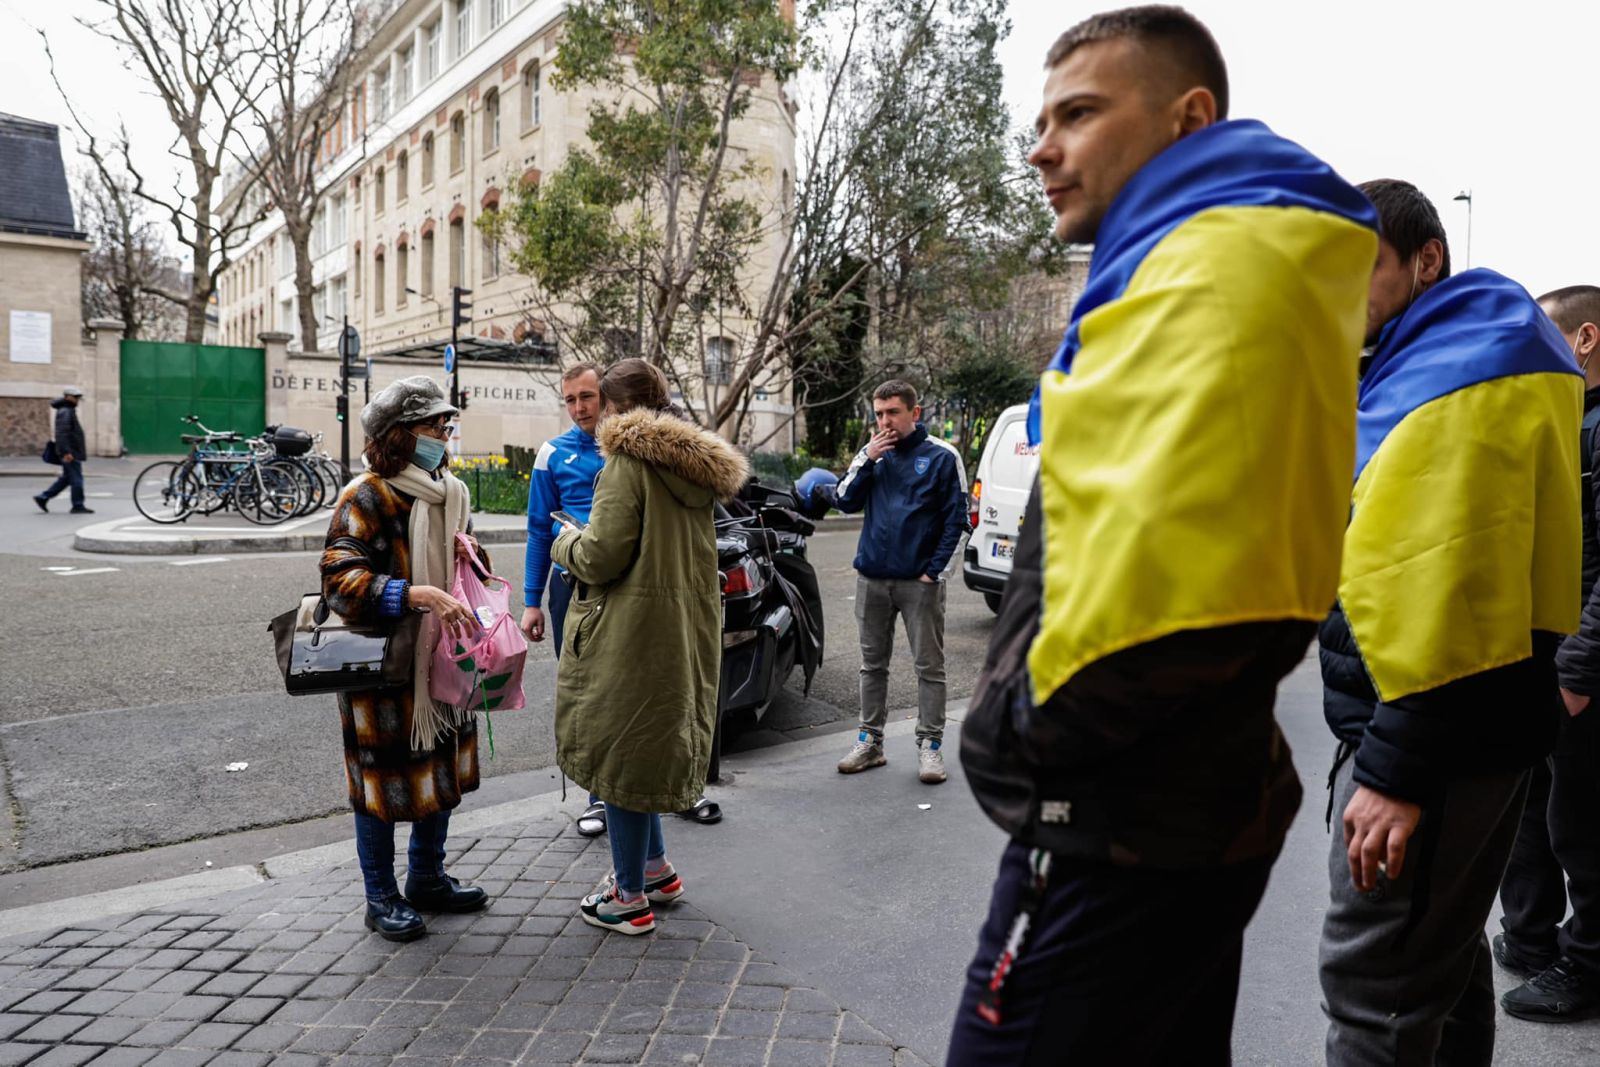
[40,460,85,509]
[550,575,601,807]
[353,809,451,904]
[607,806,665,896]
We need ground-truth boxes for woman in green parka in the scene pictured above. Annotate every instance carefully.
[551,358,748,935]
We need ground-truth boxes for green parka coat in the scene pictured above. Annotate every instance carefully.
[551,407,749,813]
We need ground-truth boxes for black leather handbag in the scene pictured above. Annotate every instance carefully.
[269,594,420,695]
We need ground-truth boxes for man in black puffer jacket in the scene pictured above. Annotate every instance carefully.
[1494,284,1600,1022]
[34,386,92,514]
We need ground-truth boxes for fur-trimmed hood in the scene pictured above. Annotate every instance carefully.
[597,407,750,502]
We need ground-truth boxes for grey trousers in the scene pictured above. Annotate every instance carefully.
[1320,753,1529,1067]
[855,575,946,743]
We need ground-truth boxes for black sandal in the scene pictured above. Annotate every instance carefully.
[675,797,722,825]
[576,801,607,838]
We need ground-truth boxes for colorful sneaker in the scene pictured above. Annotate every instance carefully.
[645,862,685,904]
[918,739,947,784]
[837,731,887,774]
[580,875,656,935]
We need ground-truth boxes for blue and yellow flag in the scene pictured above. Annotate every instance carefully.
[1340,269,1582,702]
[1027,120,1377,704]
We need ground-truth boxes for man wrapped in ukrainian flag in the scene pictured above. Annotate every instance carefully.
[951,6,1376,1063]
[1318,180,1582,1066]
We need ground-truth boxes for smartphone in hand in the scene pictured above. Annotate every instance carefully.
[551,511,585,528]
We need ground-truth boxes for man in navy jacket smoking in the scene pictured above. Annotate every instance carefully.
[833,379,968,784]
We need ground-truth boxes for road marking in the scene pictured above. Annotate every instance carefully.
[51,567,119,577]
[170,557,230,566]
[42,566,73,572]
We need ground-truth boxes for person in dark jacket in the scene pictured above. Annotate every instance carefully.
[34,387,93,514]
[1493,283,1600,1022]
[1317,183,1581,1065]
[949,8,1377,1064]
[832,378,967,784]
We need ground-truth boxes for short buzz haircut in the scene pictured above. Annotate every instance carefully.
[561,361,601,383]
[1045,6,1229,120]
[1539,286,1600,336]
[873,379,918,410]
[1359,179,1453,281]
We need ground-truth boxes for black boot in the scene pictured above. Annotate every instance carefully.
[405,873,488,913]
[364,896,426,942]
[1502,956,1600,1022]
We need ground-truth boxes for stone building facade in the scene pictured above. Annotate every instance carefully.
[218,0,798,456]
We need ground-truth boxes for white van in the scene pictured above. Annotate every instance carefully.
[962,403,1040,612]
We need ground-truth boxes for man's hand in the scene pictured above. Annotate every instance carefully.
[1561,687,1590,717]
[1343,785,1422,892]
[919,574,935,584]
[520,606,545,643]
[61,453,74,463]
[865,429,898,462]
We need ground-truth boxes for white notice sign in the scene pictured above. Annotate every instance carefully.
[9,311,51,364]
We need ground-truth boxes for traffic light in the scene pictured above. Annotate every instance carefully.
[452,287,473,329]
[336,393,348,422]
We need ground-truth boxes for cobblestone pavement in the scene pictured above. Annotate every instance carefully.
[0,817,927,1066]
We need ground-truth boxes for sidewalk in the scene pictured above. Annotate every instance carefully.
[4,688,1595,1065]
[71,510,527,556]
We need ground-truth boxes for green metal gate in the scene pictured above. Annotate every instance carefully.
[120,341,266,454]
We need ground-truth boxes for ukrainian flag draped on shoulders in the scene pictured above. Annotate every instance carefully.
[1340,269,1583,702]
[1027,119,1378,705]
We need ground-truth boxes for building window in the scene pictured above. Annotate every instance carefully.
[450,112,465,172]
[483,89,500,152]
[330,193,346,247]
[373,69,390,122]
[353,251,362,297]
[521,61,540,130]
[280,297,294,331]
[374,166,386,214]
[397,243,409,306]
[279,236,293,277]
[421,230,435,297]
[329,274,347,323]
[425,21,441,82]
[421,132,435,188]
[705,336,735,385]
[449,218,464,289]
[397,47,413,105]
[312,284,327,326]
[396,150,409,203]
[453,0,471,59]
[488,0,504,29]
[374,253,385,314]
[481,213,500,279]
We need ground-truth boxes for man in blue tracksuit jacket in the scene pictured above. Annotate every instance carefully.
[521,363,605,653]
[833,379,968,784]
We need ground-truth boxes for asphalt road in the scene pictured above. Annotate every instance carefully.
[0,470,991,871]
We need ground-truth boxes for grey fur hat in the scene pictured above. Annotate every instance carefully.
[360,375,458,439]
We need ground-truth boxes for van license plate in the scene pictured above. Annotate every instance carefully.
[990,538,1014,560]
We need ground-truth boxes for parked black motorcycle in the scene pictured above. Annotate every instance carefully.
[705,479,826,781]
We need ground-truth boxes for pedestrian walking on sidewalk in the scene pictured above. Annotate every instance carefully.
[951,8,1377,1064]
[321,375,491,942]
[1489,284,1600,1022]
[832,379,967,784]
[1317,183,1580,1064]
[551,359,748,936]
[520,362,609,838]
[33,386,93,514]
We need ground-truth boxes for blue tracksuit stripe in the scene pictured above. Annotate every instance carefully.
[524,425,604,607]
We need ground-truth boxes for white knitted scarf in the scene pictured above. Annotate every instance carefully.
[384,464,472,751]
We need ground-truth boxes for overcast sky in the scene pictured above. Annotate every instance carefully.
[3,0,1593,298]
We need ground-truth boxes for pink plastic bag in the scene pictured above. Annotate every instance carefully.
[430,532,527,713]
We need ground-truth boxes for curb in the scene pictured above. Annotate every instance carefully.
[71,519,526,556]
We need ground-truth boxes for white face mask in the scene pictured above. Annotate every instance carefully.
[1576,333,1594,374]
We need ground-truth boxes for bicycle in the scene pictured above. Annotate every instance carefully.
[132,417,305,525]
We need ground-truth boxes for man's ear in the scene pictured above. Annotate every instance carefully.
[1418,238,1447,286]
[1579,322,1600,360]
[1173,86,1218,137]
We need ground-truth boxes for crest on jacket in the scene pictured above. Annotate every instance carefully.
[915,457,930,475]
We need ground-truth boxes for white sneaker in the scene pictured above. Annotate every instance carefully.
[837,731,887,774]
[918,740,947,784]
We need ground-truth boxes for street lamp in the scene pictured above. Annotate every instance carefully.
[1453,190,1473,269]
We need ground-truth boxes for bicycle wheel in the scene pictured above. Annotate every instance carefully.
[267,458,322,517]
[315,457,346,507]
[132,461,197,524]
[234,463,300,525]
